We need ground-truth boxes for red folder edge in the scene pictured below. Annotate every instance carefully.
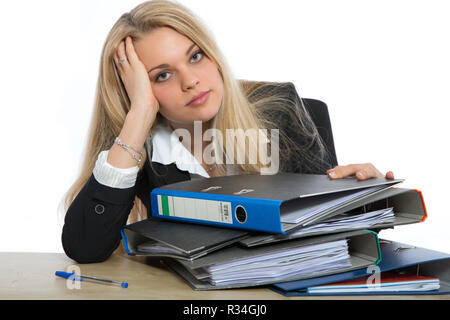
[413,189,428,222]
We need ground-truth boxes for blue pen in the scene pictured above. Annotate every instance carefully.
[55,271,129,288]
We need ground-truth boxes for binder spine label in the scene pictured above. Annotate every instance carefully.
[157,195,233,224]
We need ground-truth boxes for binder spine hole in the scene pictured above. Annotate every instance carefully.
[235,205,247,224]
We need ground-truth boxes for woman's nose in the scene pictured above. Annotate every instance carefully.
[182,77,199,91]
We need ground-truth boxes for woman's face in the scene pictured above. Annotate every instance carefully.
[134,27,224,128]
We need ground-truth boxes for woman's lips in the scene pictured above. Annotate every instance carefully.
[187,90,211,107]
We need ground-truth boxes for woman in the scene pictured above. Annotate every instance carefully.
[62,0,394,263]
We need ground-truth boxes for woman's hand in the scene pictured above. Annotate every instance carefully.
[326,163,395,181]
[108,36,159,169]
[114,36,159,117]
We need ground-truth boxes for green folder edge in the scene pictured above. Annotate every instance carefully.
[368,229,382,266]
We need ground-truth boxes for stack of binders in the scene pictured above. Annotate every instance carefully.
[121,173,449,295]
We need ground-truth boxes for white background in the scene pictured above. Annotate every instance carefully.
[0,0,448,253]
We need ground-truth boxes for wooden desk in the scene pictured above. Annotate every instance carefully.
[0,252,448,300]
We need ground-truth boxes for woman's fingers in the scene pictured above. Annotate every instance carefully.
[124,36,140,66]
[112,36,158,113]
[385,171,395,180]
[327,164,363,179]
[114,40,129,75]
[114,36,143,72]
[327,163,385,181]
[113,52,123,76]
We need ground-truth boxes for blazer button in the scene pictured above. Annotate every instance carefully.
[94,204,105,215]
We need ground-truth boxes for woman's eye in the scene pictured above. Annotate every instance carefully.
[154,51,203,83]
[191,51,203,63]
[156,72,170,82]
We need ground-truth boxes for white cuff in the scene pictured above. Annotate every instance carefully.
[92,150,139,189]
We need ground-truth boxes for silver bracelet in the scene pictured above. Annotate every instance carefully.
[114,137,142,164]
[114,137,143,156]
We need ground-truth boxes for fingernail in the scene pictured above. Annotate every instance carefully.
[356,172,364,179]
[328,171,336,178]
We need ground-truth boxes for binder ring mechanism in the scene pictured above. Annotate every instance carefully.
[235,205,247,224]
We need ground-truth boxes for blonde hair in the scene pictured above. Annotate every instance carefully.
[62,0,330,238]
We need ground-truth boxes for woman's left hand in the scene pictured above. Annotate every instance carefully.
[326,163,395,181]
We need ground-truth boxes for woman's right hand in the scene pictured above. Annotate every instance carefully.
[108,36,159,169]
[114,36,159,118]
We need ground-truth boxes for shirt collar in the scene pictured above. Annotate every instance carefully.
[151,123,211,178]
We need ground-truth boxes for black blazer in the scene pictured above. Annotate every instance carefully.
[61,82,337,263]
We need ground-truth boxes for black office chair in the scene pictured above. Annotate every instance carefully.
[240,80,338,168]
[302,98,338,167]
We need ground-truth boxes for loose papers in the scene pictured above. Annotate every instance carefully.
[245,207,395,247]
[287,207,395,238]
[182,240,351,286]
[281,185,387,225]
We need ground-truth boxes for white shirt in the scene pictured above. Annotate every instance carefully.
[92,123,240,189]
